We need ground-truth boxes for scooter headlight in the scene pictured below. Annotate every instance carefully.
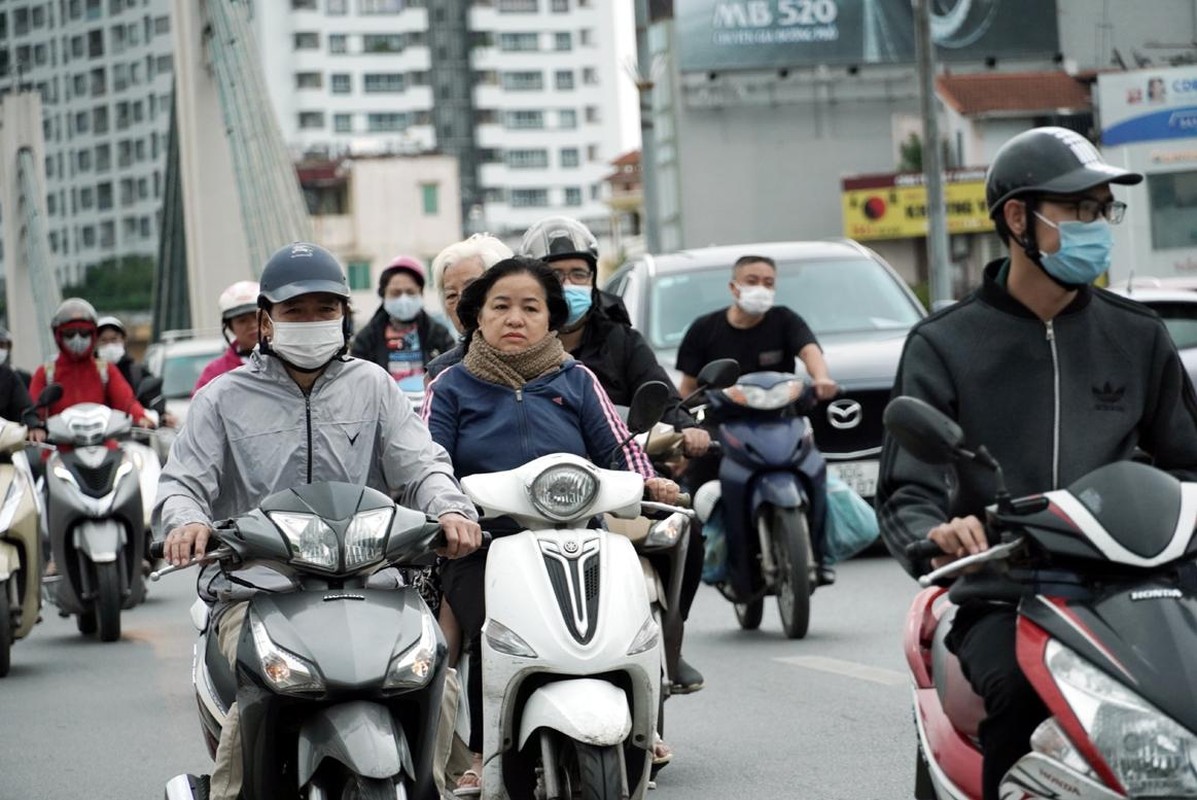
[249,613,325,694]
[723,380,802,411]
[384,611,439,690]
[1045,639,1197,796]
[269,512,339,570]
[529,464,599,522]
[484,618,538,659]
[344,507,393,570]
[626,615,659,656]
[643,512,688,551]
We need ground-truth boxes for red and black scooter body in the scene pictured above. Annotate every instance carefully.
[907,460,1197,800]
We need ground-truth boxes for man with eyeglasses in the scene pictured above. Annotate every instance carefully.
[27,298,155,444]
[877,127,1197,800]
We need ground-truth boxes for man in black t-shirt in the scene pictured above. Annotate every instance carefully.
[676,254,839,584]
[676,255,836,398]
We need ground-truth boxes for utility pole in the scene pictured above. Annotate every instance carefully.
[914,0,952,304]
[634,0,661,254]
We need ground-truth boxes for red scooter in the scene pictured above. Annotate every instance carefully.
[887,396,1197,800]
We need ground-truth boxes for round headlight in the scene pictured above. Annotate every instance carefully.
[529,465,599,522]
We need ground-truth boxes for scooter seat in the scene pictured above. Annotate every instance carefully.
[931,607,986,739]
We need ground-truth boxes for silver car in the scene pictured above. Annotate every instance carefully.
[603,240,926,499]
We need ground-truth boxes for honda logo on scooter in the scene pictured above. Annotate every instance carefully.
[827,399,863,430]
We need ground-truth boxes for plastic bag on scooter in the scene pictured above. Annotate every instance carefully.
[823,473,879,563]
[701,502,730,585]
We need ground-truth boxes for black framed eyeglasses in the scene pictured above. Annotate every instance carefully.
[551,268,592,286]
[1043,197,1127,225]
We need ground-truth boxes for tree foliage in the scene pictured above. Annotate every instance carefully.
[60,255,155,313]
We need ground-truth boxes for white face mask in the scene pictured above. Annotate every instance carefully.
[0,349,8,367]
[385,294,423,323]
[267,318,345,370]
[97,343,125,363]
[735,284,775,316]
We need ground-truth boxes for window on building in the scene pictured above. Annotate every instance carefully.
[363,72,405,93]
[334,113,353,132]
[587,144,600,162]
[501,71,543,91]
[497,0,538,11]
[81,187,95,209]
[555,32,571,51]
[90,66,106,96]
[292,0,318,8]
[34,43,48,65]
[78,149,93,172]
[582,67,598,85]
[565,187,582,206]
[92,105,108,133]
[296,71,323,89]
[1149,171,1197,250]
[363,34,402,53]
[298,111,325,129]
[506,149,549,169]
[14,8,30,36]
[82,225,96,248]
[330,73,351,93]
[367,112,406,131]
[134,139,145,161]
[359,0,403,12]
[347,261,371,290]
[551,0,568,10]
[505,110,544,130]
[579,28,594,46]
[99,220,114,248]
[558,109,577,129]
[88,28,104,58]
[294,32,320,50]
[97,182,113,210]
[590,183,601,200]
[32,5,46,27]
[327,0,348,13]
[555,70,574,90]
[329,34,348,53]
[154,15,169,34]
[156,54,172,74]
[421,183,439,215]
[137,177,148,199]
[511,189,549,208]
[499,32,539,52]
[560,147,579,168]
[585,105,600,123]
[95,144,110,171]
[140,216,152,239]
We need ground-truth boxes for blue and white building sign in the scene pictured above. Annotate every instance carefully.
[1099,67,1197,146]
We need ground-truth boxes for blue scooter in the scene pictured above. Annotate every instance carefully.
[688,359,827,639]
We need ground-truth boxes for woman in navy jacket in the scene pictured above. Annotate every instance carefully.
[423,257,678,795]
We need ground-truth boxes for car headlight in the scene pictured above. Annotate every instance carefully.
[344,507,393,570]
[484,618,538,658]
[250,613,324,694]
[1045,639,1197,796]
[384,611,439,690]
[269,512,339,570]
[723,380,802,411]
[626,615,659,656]
[644,512,688,551]
[529,464,599,522]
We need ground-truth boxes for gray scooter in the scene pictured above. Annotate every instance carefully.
[157,481,469,800]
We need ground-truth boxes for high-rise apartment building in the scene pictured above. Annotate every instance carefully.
[0,0,175,286]
[251,0,637,241]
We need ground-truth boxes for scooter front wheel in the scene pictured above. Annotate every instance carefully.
[95,562,122,642]
[734,597,764,630]
[339,774,399,800]
[570,740,622,800]
[0,582,11,677]
[770,508,811,640]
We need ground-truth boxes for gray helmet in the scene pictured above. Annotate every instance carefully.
[96,315,126,336]
[986,127,1142,218]
[258,242,351,306]
[520,216,599,269]
[51,297,98,330]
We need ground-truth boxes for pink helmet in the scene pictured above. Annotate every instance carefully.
[218,280,260,321]
[378,255,426,295]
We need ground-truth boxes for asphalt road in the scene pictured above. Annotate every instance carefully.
[0,553,920,800]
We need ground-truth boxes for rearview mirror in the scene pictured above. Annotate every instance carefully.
[697,359,739,390]
[38,384,63,408]
[882,396,964,465]
[626,381,671,435]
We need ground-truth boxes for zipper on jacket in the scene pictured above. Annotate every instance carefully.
[1045,320,1060,489]
[514,388,532,462]
[305,393,313,484]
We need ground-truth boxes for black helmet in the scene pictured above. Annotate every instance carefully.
[986,127,1142,218]
[258,242,351,306]
[519,217,599,269]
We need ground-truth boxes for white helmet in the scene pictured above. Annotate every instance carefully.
[219,281,260,321]
[692,480,723,524]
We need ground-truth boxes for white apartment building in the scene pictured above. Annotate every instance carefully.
[250,0,637,244]
[0,0,175,286]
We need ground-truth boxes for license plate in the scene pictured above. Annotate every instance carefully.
[827,460,880,498]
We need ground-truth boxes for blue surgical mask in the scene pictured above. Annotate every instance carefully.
[1033,213,1114,287]
[385,294,423,322]
[563,286,593,327]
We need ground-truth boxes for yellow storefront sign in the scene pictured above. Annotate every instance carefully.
[841,169,994,241]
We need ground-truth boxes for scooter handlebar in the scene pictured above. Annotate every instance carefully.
[149,539,165,560]
[906,539,944,560]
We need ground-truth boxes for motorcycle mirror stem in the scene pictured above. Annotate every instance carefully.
[961,444,1014,514]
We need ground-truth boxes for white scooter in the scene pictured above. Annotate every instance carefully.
[460,383,688,800]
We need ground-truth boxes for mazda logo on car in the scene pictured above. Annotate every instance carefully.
[828,399,863,430]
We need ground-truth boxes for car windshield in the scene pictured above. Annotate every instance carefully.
[646,257,923,350]
[162,351,223,398]
[1150,302,1197,350]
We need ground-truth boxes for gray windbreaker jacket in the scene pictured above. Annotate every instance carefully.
[153,352,475,598]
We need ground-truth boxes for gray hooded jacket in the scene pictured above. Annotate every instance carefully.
[153,351,475,554]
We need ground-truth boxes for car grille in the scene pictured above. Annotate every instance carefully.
[808,388,889,457]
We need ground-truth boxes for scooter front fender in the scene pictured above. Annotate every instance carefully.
[0,541,18,582]
[73,519,125,563]
[296,700,412,786]
[750,471,806,512]
[517,679,632,750]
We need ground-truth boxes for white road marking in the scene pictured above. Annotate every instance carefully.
[775,655,907,686]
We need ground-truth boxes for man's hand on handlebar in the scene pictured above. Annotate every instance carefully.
[812,378,839,402]
[680,427,711,458]
[27,427,46,444]
[646,477,680,505]
[927,515,987,569]
[438,512,482,559]
[165,522,213,566]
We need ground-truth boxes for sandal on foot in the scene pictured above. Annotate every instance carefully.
[453,769,482,798]
[652,735,673,767]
